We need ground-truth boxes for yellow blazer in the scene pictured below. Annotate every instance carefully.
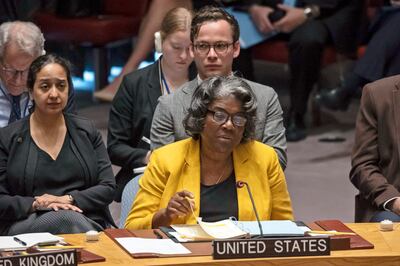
[125,138,293,229]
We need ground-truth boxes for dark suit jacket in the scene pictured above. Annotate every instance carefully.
[150,77,287,169]
[107,59,196,201]
[350,75,400,222]
[354,7,400,81]
[0,113,116,231]
[246,0,363,53]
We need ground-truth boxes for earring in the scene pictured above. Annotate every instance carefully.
[154,31,162,53]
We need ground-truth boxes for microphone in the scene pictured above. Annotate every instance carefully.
[236,180,263,237]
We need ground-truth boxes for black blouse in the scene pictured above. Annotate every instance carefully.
[199,172,238,222]
[32,132,85,196]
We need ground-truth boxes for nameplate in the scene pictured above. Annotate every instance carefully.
[0,250,77,266]
[213,236,330,259]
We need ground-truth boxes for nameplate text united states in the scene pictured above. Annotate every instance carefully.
[213,236,330,259]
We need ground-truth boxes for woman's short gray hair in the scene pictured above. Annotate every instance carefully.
[0,21,45,60]
[183,76,257,142]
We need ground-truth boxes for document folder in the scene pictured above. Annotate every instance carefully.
[104,228,212,258]
[314,220,374,250]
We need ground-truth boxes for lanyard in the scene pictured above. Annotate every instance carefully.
[158,59,171,95]
[0,84,30,119]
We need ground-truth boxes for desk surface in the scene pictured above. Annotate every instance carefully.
[63,223,400,266]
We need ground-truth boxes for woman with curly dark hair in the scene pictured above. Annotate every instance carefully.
[125,76,293,229]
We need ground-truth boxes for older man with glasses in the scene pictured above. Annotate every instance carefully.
[150,6,287,169]
[0,21,75,128]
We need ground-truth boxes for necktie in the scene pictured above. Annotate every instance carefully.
[8,95,21,124]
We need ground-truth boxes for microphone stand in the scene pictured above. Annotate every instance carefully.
[237,181,264,238]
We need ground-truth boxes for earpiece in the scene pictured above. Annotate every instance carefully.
[154,31,162,53]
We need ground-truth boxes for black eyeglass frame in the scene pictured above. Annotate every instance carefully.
[0,62,29,79]
[207,109,247,127]
[193,42,235,55]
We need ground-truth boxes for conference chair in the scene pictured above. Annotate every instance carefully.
[119,175,142,228]
[34,0,150,92]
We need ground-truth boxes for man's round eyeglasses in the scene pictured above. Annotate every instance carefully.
[193,42,234,55]
[0,63,29,79]
[207,109,247,127]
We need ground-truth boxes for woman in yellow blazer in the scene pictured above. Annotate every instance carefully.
[125,76,293,229]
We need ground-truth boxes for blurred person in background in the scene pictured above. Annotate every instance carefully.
[0,21,75,128]
[94,0,192,101]
[246,0,363,141]
[316,0,400,111]
[107,7,195,201]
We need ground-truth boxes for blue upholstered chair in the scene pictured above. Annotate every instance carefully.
[119,175,142,228]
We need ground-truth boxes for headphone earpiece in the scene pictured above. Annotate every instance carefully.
[154,31,162,53]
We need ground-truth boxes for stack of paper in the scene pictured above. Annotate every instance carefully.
[171,219,249,241]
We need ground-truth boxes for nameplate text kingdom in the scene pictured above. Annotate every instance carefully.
[0,249,77,266]
[213,236,330,259]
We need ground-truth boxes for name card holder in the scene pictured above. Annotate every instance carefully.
[0,249,77,266]
[213,236,330,259]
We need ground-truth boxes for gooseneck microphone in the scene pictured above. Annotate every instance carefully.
[236,180,263,237]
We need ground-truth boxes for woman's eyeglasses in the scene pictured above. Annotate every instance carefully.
[207,109,247,127]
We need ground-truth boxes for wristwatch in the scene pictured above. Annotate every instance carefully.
[304,6,314,19]
[68,194,74,204]
[304,5,320,19]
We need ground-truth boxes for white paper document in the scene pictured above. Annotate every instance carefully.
[0,232,63,251]
[235,220,306,237]
[115,237,191,255]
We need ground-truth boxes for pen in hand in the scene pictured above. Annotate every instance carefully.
[153,229,163,239]
[14,237,27,246]
[184,196,197,223]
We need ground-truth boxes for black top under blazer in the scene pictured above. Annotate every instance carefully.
[0,113,116,231]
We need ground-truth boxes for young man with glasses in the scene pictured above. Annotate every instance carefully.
[0,21,75,128]
[150,6,287,169]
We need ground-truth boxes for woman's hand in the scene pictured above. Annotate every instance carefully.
[165,190,195,220]
[34,194,73,209]
[152,190,195,228]
[33,201,83,212]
